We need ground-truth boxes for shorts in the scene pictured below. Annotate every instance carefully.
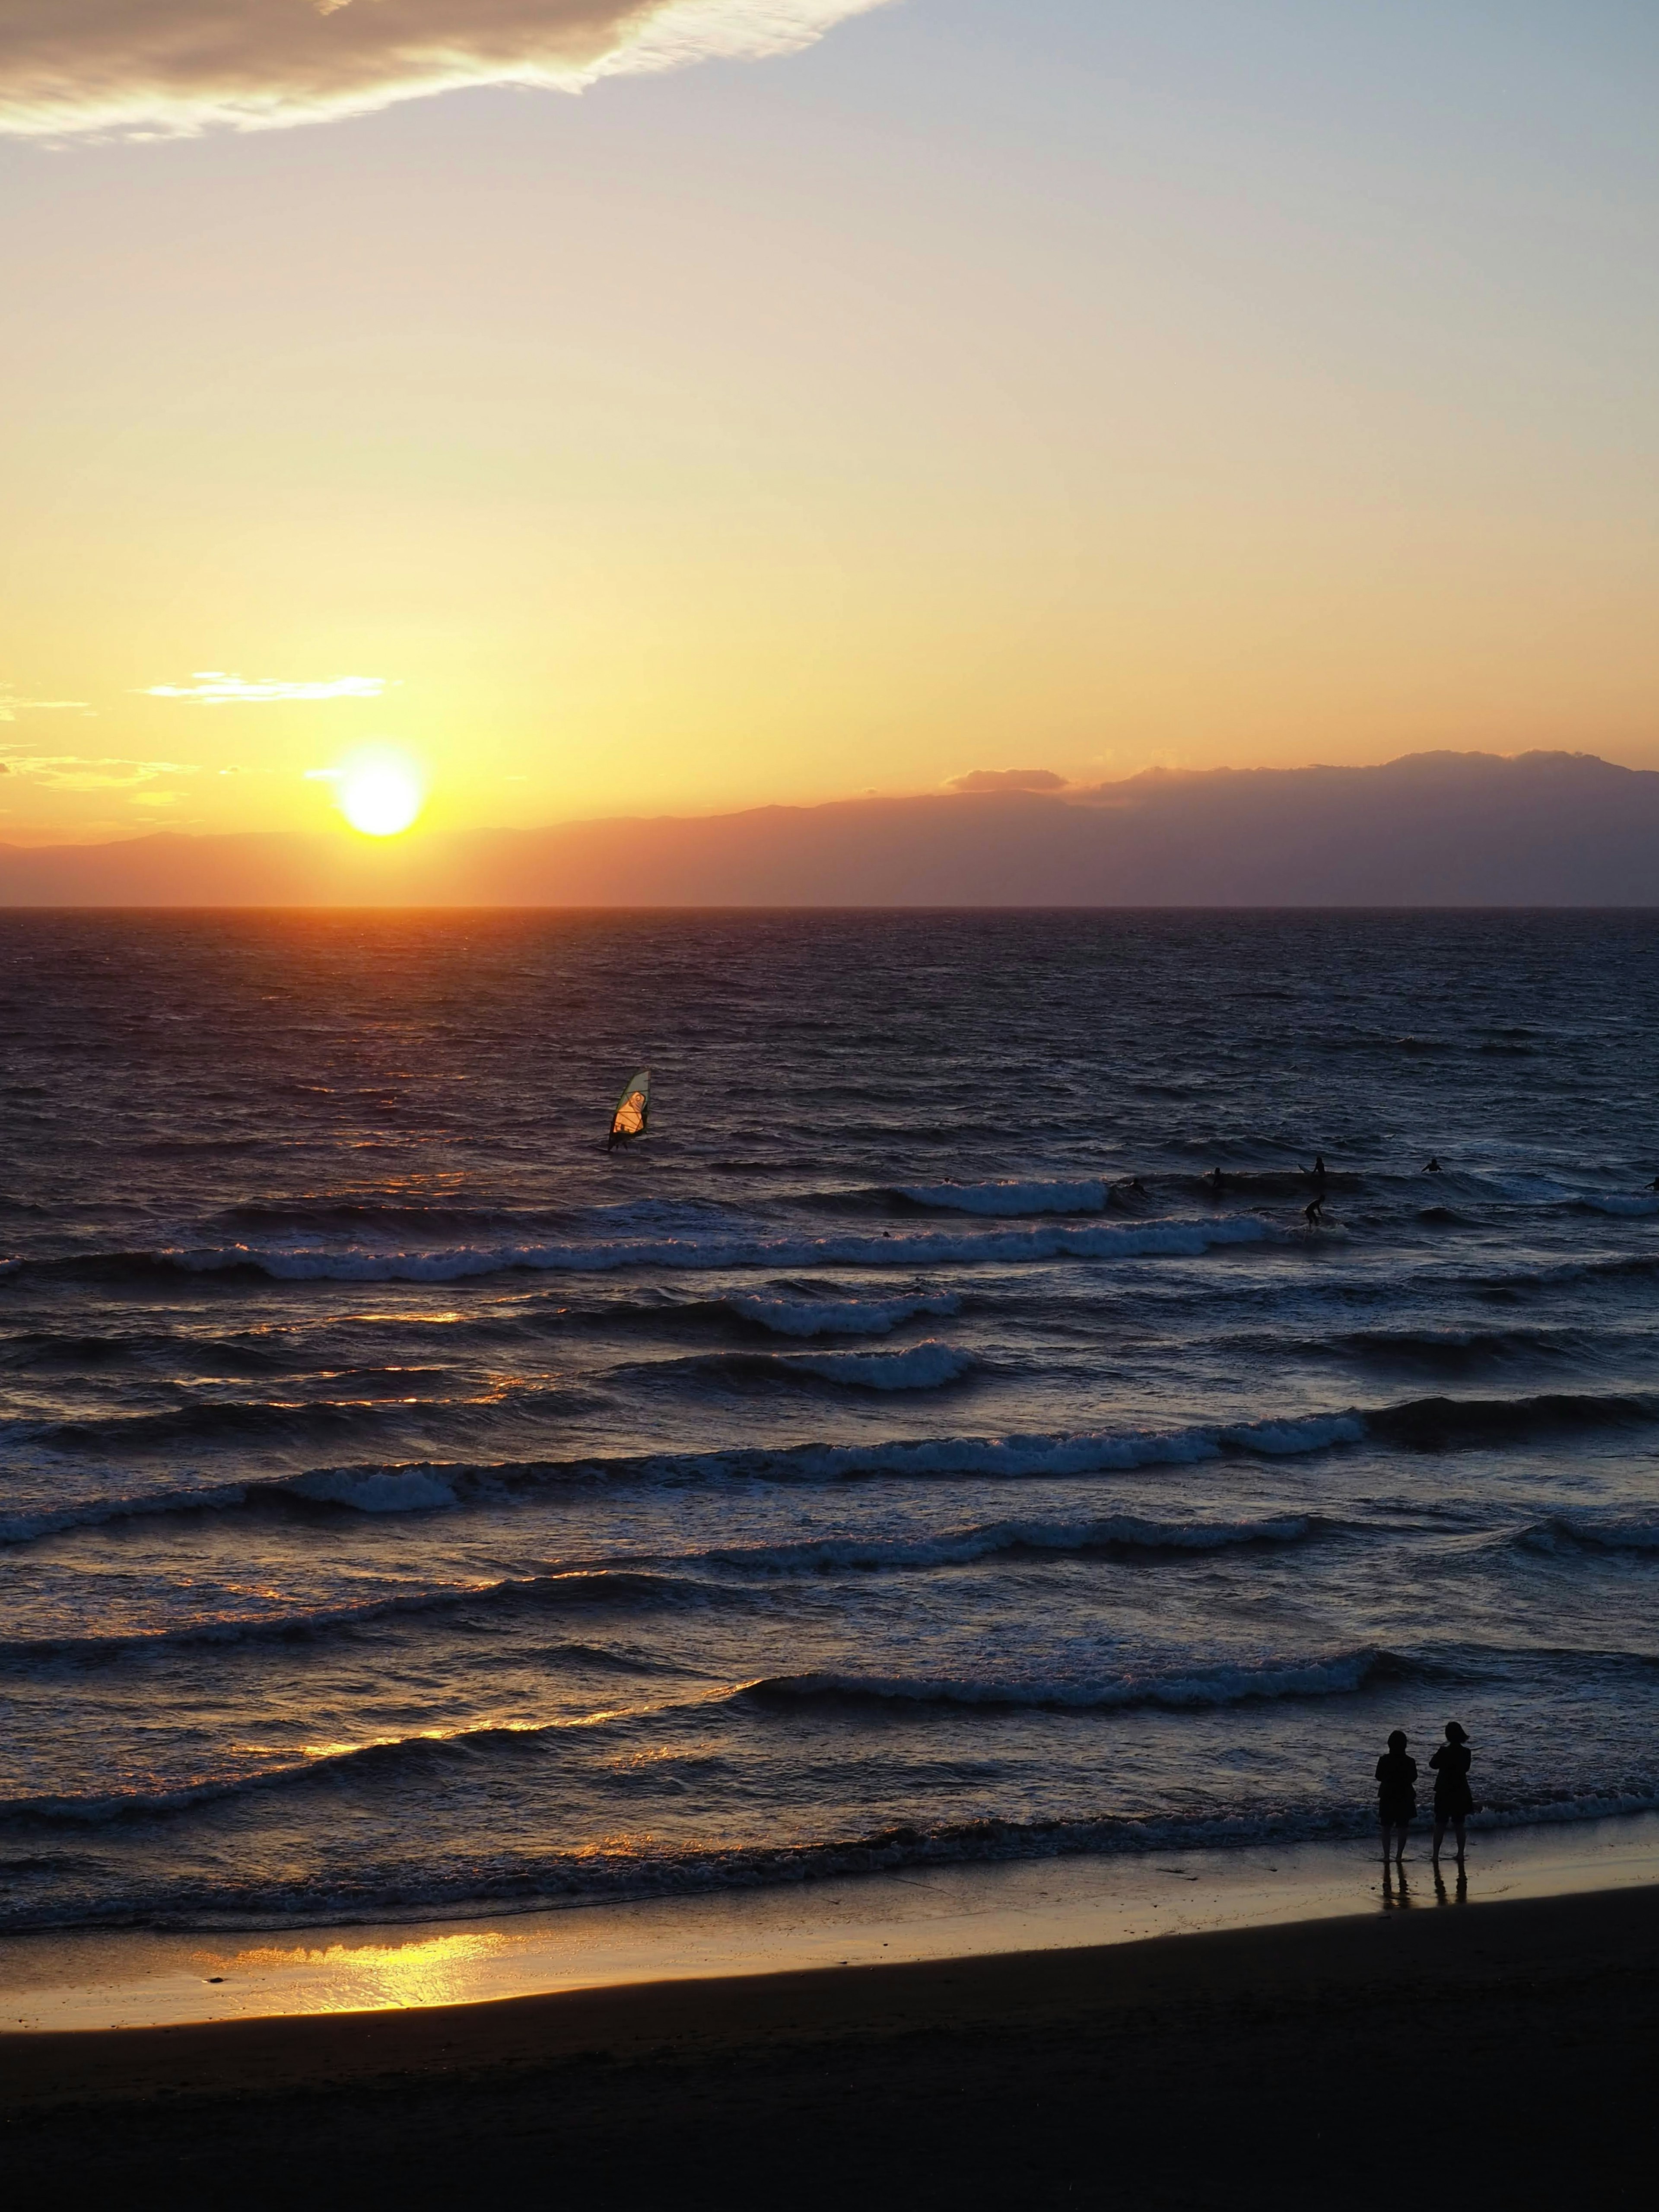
[1378,1800,1414,1828]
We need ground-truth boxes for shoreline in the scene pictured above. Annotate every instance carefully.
[6,1878,1657,2207]
[6,1805,1658,2035]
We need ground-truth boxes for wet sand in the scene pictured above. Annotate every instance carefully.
[6,1879,1658,2208]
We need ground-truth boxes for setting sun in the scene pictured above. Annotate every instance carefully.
[338,751,424,838]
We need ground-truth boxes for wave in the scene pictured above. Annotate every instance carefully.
[1468,1252,1659,1294]
[0,1647,1414,1829]
[0,1517,1325,1672]
[12,1212,1285,1287]
[678,1341,979,1391]
[1516,1513,1659,1557]
[721,1289,961,1338]
[3,1379,594,1457]
[0,1408,1370,1544]
[893,1179,1107,1217]
[0,1571,719,1671]
[1368,1391,1659,1449]
[211,1199,559,1234]
[1329,1325,1600,1370]
[712,1512,1323,1575]
[0,1684,739,1829]
[8,1387,1645,1547]
[0,1463,467,1542]
[740,1648,1407,1713]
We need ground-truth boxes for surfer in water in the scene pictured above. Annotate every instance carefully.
[1206,1167,1226,1198]
[1424,1156,1444,1173]
[1303,1198,1327,1228]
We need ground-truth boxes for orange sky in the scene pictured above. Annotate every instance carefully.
[3,1,1657,845]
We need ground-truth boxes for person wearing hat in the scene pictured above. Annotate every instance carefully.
[1430,1721,1475,1866]
[1375,1729,1417,1864]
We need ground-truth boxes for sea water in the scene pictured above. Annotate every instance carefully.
[1,909,1656,1934]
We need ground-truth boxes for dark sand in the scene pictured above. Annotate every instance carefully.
[5,1886,1657,2209]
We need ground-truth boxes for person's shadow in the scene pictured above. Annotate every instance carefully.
[1381,1859,1412,1909]
[1433,1866,1469,1907]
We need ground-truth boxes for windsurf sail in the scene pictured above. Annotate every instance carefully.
[607,1069,651,1150]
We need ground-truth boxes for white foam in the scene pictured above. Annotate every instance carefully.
[288,1467,460,1513]
[724,1290,961,1337]
[768,1341,977,1390]
[162,1212,1283,1284]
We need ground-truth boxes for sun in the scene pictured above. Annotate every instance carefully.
[338,750,425,837]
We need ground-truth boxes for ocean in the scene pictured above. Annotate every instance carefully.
[2,908,1657,1936]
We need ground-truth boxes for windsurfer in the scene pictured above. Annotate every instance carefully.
[606,1071,651,1152]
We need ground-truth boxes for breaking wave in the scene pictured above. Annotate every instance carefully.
[9,1389,1647,1548]
[0,1408,1370,1544]
[721,1289,961,1337]
[13,1212,1285,1287]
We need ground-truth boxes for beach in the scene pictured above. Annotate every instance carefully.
[6,912,1659,2203]
[6,1877,1657,2207]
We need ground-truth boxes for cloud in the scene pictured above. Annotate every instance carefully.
[0,686,93,721]
[0,752,200,789]
[0,0,893,141]
[141,671,389,703]
[947,768,1069,794]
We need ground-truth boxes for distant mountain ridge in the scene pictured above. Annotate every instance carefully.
[3,750,1658,906]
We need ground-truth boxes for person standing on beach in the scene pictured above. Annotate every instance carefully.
[1430,1722,1474,1866]
[1375,1730,1417,1863]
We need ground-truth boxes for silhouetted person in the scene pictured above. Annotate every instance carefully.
[1376,1729,1416,1864]
[1312,1154,1327,1182]
[1206,1168,1225,1198]
[1430,1721,1474,1866]
[1304,1198,1327,1228]
[1424,1157,1443,1173]
[1650,1175,1659,1194]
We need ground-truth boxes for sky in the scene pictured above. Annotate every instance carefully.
[1,0,1656,845]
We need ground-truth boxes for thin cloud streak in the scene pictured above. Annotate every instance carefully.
[141,673,389,703]
[0,688,93,722]
[0,0,894,140]
[0,753,200,790]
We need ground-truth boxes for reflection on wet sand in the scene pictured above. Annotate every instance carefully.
[205,1932,512,2013]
